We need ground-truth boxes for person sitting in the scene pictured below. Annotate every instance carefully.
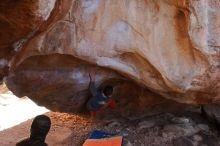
[86,73,116,116]
[16,115,51,146]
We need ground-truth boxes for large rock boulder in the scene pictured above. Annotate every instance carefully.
[0,0,72,81]
[1,0,220,113]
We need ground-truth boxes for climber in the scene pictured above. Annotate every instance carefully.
[86,72,116,116]
[16,115,51,146]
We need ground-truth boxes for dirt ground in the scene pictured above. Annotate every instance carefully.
[0,112,95,146]
[1,85,220,146]
[1,110,220,146]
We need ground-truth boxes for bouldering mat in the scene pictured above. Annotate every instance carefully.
[83,130,122,146]
[82,136,122,146]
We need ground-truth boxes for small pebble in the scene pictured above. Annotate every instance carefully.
[138,121,155,129]
[197,124,209,132]
[171,117,190,124]
[162,132,168,138]
[107,121,120,128]
[193,135,202,142]
[122,133,129,137]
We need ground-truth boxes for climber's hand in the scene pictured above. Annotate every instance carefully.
[89,69,97,81]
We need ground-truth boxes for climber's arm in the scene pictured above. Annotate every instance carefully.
[89,81,97,97]
[89,72,97,97]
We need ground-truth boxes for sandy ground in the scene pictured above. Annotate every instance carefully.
[0,85,48,131]
[0,112,96,146]
[0,95,48,131]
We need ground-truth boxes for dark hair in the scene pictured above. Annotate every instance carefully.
[30,115,51,139]
[103,85,113,97]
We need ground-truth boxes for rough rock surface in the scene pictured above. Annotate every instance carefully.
[1,0,220,112]
[202,103,220,126]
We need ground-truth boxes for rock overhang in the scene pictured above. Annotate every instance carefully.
[1,0,220,113]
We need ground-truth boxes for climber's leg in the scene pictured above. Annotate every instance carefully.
[90,111,98,116]
[109,99,116,109]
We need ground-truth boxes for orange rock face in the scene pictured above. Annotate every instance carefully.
[1,0,220,113]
